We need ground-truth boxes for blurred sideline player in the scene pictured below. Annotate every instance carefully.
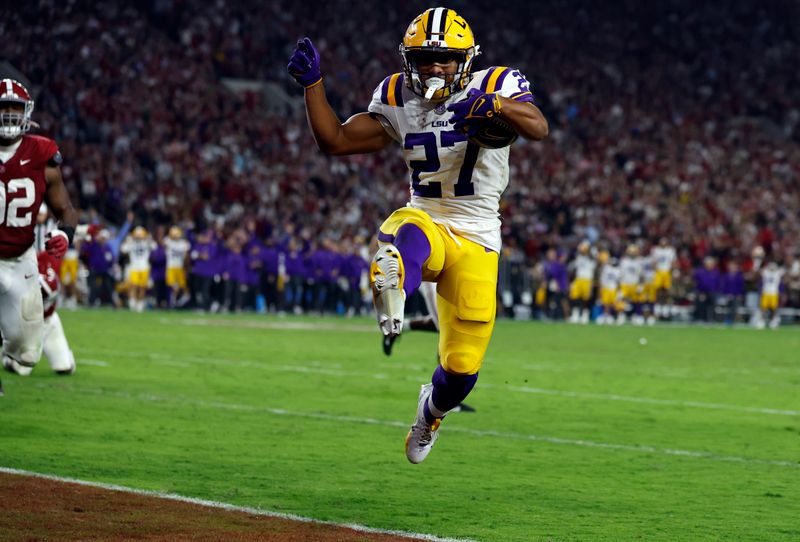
[289,7,548,462]
[568,241,595,324]
[165,226,191,307]
[0,78,79,395]
[121,226,156,312]
[756,260,783,329]
[596,250,619,325]
[618,244,643,325]
[4,251,76,375]
[640,246,657,325]
[651,237,676,319]
[383,281,476,413]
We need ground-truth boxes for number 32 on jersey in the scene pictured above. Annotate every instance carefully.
[405,130,479,198]
[0,178,36,227]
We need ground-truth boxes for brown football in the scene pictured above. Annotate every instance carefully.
[467,116,519,149]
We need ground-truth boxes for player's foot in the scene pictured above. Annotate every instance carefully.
[0,377,4,396]
[370,244,406,337]
[3,356,32,376]
[382,334,398,356]
[409,316,437,332]
[451,402,476,413]
[405,383,441,464]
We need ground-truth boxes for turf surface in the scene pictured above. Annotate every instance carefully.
[2,310,798,541]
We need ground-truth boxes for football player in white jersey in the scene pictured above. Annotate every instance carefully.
[120,226,156,312]
[164,226,191,306]
[756,260,784,329]
[596,251,620,325]
[618,244,643,325]
[651,237,677,319]
[289,7,548,463]
[568,241,596,324]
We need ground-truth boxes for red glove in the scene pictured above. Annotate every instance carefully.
[45,229,69,259]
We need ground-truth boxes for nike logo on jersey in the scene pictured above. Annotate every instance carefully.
[24,273,34,279]
[20,159,30,165]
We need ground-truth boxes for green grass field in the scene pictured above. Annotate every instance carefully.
[2,310,799,541]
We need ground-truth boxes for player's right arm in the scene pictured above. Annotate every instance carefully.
[288,38,392,156]
[303,84,392,155]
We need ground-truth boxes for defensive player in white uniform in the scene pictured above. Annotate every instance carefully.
[121,226,156,312]
[618,244,643,325]
[289,7,548,463]
[569,241,596,324]
[596,251,620,325]
[651,237,676,319]
[757,261,784,329]
[164,226,191,306]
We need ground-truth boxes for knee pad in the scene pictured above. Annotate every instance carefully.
[441,348,481,375]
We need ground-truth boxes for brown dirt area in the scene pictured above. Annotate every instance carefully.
[0,472,430,542]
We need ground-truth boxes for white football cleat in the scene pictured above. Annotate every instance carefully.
[3,356,32,376]
[405,383,441,464]
[370,244,406,337]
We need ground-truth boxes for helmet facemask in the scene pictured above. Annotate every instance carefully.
[0,100,33,140]
[400,46,479,101]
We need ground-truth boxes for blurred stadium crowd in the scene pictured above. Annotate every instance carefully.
[2,0,799,324]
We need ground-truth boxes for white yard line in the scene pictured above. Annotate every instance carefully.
[31,383,800,469]
[0,467,478,542]
[80,359,110,367]
[479,384,800,417]
[159,317,376,333]
[75,348,799,417]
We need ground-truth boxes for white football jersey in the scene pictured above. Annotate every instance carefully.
[619,256,642,286]
[368,67,535,252]
[652,246,676,272]
[761,266,783,295]
[599,264,620,290]
[574,254,596,280]
[165,238,190,269]
[121,237,156,272]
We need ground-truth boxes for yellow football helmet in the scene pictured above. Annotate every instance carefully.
[598,250,610,264]
[132,226,148,240]
[400,7,480,102]
[578,241,590,255]
[168,226,183,240]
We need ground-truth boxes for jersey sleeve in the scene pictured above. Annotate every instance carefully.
[367,73,404,142]
[480,66,535,103]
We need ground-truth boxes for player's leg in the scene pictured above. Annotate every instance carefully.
[1,252,44,376]
[405,239,497,464]
[371,208,445,337]
[42,313,76,375]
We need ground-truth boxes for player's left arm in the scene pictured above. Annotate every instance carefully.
[43,162,79,258]
[45,164,78,229]
[496,98,548,141]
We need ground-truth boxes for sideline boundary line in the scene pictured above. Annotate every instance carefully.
[0,467,479,542]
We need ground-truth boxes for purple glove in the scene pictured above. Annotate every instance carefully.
[447,88,502,134]
[287,37,322,88]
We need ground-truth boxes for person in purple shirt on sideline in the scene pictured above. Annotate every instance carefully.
[260,239,281,313]
[83,228,116,307]
[543,248,570,320]
[720,259,745,325]
[149,234,168,309]
[283,237,307,314]
[243,235,263,311]
[693,256,721,322]
[190,229,219,312]
[222,231,248,313]
[339,239,369,316]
